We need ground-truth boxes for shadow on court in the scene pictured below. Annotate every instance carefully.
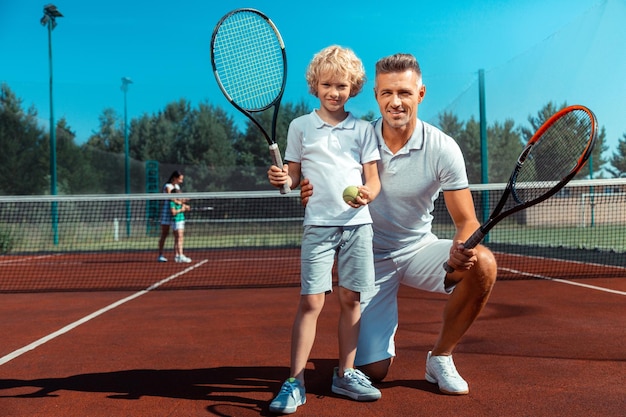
[1,281,625,416]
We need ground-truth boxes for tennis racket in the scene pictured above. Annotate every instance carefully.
[210,8,290,194]
[443,104,597,272]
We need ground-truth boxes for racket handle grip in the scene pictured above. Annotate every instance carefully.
[269,143,290,195]
[442,229,486,273]
[464,229,486,250]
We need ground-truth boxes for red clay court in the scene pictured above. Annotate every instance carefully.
[1,248,625,417]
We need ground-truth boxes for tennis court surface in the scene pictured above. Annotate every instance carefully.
[1,181,625,416]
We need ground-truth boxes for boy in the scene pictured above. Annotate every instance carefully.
[267,45,381,414]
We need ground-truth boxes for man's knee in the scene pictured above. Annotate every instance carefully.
[475,246,497,284]
[358,357,393,382]
[449,246,496,292]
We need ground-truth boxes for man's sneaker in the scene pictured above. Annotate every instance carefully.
[425,351,469,395]
[269,377,305,414]
[175,254,192,263]
[157,255,167,262]
[331,367,381,401]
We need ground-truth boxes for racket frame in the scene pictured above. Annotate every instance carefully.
[444,105,597,271]
[210,8,290,194]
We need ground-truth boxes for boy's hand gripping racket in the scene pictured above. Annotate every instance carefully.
[444,105,597,272]
[210,8,290,194]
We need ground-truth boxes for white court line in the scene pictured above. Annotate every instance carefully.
[0,254,61,265]
[0,260,208,367]
[496,251,626,272]
[499,267,626,296]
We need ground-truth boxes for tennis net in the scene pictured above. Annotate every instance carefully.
[1,179,624,292]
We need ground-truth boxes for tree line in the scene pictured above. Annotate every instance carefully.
[1,82,622,196]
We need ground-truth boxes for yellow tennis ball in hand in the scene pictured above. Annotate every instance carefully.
[342,185,360,204]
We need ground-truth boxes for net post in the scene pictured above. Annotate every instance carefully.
[478,69,490,242]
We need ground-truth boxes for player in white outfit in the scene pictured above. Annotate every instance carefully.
[300,53,498,395]
[268,45,382,414]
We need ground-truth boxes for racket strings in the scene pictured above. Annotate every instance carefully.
[212,11,284,111]
[514,109,594,202]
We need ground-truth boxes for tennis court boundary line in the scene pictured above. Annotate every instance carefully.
[495,251,626,271]
[499,267,626,296]
[0,254,61,265]
[0,260,208,367]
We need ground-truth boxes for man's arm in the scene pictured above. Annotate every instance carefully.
[443,188,481,271]
[300,178,312,207]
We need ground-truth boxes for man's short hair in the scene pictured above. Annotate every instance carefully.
[375,53,421,79]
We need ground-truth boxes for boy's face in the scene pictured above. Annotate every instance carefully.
[316,71,351,113]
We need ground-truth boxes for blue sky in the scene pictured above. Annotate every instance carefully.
[2,0,625,161]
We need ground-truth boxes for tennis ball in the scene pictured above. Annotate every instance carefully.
[342,185,360,204]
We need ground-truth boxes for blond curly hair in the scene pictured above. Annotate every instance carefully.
[305,45,366,98]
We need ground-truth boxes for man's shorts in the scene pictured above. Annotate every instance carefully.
[355,237,454,366]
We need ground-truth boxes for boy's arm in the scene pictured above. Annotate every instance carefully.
[354,161,380,205]
[267,161,301,191]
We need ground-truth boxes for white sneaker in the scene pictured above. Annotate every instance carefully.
[269,378,306,414]
[331,367,381,401]
[175,254,192,263]
[157,255,167,262]
[425,351,469,395]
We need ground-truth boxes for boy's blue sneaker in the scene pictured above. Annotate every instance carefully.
[269,377,306,414]
[331,367,381,401]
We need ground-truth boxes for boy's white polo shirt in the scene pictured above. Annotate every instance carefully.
[285,110,380,227]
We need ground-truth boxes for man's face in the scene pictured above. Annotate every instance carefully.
[374,69,426,130]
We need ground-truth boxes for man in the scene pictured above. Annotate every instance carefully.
[285,53,498,395]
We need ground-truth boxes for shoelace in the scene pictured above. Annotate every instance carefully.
[280,380,298,394]
[436,357,461,379]
[345,369,372,386]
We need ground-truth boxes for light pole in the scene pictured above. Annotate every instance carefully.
[121,77,133,236]
[40,3,63,245]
